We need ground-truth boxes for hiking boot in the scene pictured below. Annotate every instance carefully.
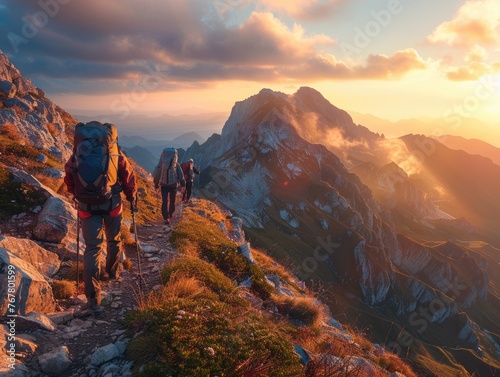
[79,297,104,317]
[165,218,170,225]
[107,263,123,281]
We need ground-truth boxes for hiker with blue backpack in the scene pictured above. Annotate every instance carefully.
[64,121,137,313]
[153,148,186,225]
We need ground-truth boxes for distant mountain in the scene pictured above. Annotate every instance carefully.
[350,111,500,147]
[121,145,158,173]
[74,111,226,141]
[185,87,500,376]
[434,134,500,166]
[117,131,204,172]
[401,133,500,244]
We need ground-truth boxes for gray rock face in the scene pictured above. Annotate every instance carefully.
[38,346,72,376]
[0,235,60,277]
[0,248,55,316]
[32,196,77,244]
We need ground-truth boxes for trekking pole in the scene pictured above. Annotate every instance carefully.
[130,194,144,291]
[76,208,80,294]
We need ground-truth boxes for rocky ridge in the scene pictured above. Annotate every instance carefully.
[0,51,72,162]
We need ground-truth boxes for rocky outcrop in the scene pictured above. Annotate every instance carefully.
[354,240,392,305]
[0,50,73,161]
[0,52,38,97]
[393,235,488,309]
[0,248,55,316]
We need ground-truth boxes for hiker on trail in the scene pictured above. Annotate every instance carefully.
[181,158,200,203]
[64,121,137,312]
[153,148,186,224]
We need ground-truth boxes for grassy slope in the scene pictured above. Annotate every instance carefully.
[124,199,418,377]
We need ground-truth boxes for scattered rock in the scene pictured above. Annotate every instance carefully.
[17,312,57,332]
[237,242,255,264]
[90,344,120,366]
[38,346,72,376]
[37,153,48,163]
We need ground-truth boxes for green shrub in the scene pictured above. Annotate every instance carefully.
[160,257,235,295]
[0,166,46,220]
[249,264,275,301]
[169,210,249,276]
[125,297,302,377]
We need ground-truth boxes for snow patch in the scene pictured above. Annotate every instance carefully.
[286,163,301,178]
[314,200,332,214]
[279,209,299,229]
[320,218,328,230]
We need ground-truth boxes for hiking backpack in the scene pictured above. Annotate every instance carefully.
[181,162,192,181]
[158,147,178,186]
[71,121,120,204]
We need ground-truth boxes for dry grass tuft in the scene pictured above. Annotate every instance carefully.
[123,258,133,271]
[273,294,323,327]
[52,279,76,299]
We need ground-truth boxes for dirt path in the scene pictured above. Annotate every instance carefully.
[22,217,179,377]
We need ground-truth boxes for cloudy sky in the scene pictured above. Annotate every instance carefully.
[0,0,499,133]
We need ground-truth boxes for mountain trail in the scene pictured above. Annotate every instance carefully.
[20,210,182,377]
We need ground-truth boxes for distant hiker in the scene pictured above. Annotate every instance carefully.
[181,158,200,203]
[153,148,186,224]
[64,121,137,312]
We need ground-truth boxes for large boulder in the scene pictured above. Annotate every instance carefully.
[0,235,60,277]
[0,248,55,316]
[38,346,72,376]
[32,197,76,244]
[0,79,16,98]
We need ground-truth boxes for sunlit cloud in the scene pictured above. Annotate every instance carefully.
[426,0,500,48]
[255,0,346,21]
[446,45,500,81]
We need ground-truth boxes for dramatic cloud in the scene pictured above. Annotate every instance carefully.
[0,0,428,93]
[427,0,500,48]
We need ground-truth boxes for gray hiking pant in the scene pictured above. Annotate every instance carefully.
[80,213,122,300]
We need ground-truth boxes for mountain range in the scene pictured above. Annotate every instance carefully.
[184,87,500,376]
[350,111,500,148]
